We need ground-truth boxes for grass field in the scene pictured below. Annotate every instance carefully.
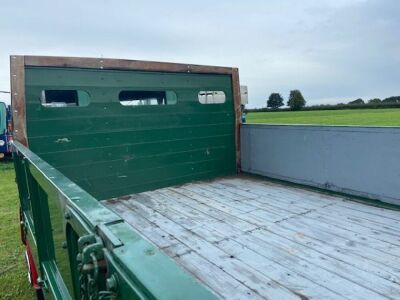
[0,162,34,300]
[246,108,400,126]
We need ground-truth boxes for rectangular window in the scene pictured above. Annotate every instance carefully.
[119,90,177,106]
[40,90,90,107]
[198,91,226,104]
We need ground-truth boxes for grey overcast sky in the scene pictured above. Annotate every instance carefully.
[0,0,399,107]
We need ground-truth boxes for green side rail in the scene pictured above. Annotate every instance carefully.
[13,140,217,300]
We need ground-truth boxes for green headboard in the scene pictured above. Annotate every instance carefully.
[24,66,236,199]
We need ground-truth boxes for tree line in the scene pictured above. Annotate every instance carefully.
[346,96,400,105]
[260,91,400,112]
[267,90,306,111]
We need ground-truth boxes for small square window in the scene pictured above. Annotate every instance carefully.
[198,91,226,104]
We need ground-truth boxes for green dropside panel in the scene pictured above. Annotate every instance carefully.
[13,141,218,300]
[25,67,236,200]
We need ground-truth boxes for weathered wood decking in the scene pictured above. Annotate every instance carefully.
[103,176,400,300]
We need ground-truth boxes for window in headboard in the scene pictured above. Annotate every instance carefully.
[119,90,177,106]
[198,91,226,104]
[40,90,90,107]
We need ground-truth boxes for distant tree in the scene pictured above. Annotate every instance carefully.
[348,98,364,105]
[382,96,400,103]
[287,90,306,111]
[267,93,284,109]
[368,98,381,104]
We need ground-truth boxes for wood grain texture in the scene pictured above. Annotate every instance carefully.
[103,176,400,299]
[231,68,242,172]
[10,55,28,146]
[24,55,234,75]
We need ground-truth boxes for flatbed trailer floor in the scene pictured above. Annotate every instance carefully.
[103,176,400,300]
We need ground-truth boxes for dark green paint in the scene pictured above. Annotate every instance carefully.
[14,65,236,299]
[25,67,236,200]
[14,141,218,299]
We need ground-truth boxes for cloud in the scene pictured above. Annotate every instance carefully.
[0,0,398,107]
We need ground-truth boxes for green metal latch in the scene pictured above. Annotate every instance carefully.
[77,235,117,300]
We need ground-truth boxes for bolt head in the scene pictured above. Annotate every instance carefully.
[106,274,118,292]
[64,211,71,220]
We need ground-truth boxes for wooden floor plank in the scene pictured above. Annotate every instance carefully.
[200,182,308,216]
[244,229,400,297]
[224,177,400,231]
[170,185,275,226]
[122,197,304,299]
[104,200,179,249]
[106,200,265,299]
[156,189,257,232]
[175,251,263,300]
[139,191,241,241]
[137,192,382,299]
[217,237,387,300]
[182,184,292,224]
[183,184,260,213]
[304,212,400,246]
[335,200,400,222]
[260,223,400,282]
[311,206,400,236]
[283,214,400,261]
[124,197,380,298]
[236,176,400,222]
[102,175,400,299]
[224,178,335,208]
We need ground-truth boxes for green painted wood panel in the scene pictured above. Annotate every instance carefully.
[25,67,236,199]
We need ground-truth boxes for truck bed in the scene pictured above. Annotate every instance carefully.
[103,176,400,300]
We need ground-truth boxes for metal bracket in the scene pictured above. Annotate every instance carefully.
[77,235,104,299]
[76,234,118,299]
[97,222,123,249]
